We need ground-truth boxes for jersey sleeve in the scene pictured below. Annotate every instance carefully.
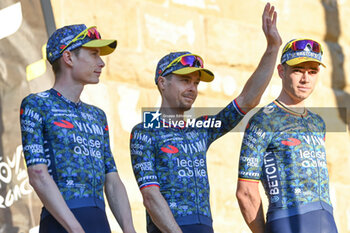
[238,111,271,182]
[20,95,47,167]
[206,99,246,144]
[101,112,117,174]
[130,124,159,189]
[316,113,326,139]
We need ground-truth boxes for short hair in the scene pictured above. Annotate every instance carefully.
[157,73,173,94]
[282,63,288,68]
[51,48,81,75]
[163,73,173,81]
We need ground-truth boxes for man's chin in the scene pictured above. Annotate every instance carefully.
[87,79,100,85]
[180,104,192,112]
[295,93,311,101]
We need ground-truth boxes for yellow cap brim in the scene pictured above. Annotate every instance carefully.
[82,39,117,56]
[172,67,214,82]
[286,57,326,68]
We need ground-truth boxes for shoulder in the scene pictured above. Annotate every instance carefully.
[306,109,326,130]
[249,102,279,122]
[130,122,155,143]
[21,90,52,107]
[244,102,281,136]
[131,122,165,136]
[81,102,106,117]
[307,109,324,122]
[82,102,103,112]
[131,122,149,134]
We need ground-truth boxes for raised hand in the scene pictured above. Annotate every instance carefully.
[262,3,282,47]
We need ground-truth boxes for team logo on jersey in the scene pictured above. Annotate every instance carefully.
[37,92,50,98]
[263,105,275,114]
[281,138,301,146]
[161,145,179,154]
[54,120,74,129]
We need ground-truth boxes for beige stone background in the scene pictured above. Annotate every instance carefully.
[48,0,350,232]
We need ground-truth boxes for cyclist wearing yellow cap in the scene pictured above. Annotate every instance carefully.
[237,38,338,233]
[130,3,282,233]
[20,24,136,233]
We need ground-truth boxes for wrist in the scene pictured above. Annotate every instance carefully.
[265,44,280,53]
[123,229,136,233]
[67,222,84,233]
[122,225,136,233]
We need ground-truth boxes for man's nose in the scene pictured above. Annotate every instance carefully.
[188,82,197,92]
[98,57,105,68]
[301,71,311,83]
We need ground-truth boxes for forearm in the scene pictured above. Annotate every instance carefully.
[105,173,136,233]
[28,166,84,233]
[238,199,265,233]
[236,3,282,112]
[142,187,182,233]
[237,191,265,233]
[236,45,280,112]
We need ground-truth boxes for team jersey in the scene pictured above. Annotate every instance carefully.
[130,100,245,229]
[20,89,117,219]
[239,100,333,222]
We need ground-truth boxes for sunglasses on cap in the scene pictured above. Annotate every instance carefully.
[282,39,323,55]
[60,26,101,53]
[161,54,204,76]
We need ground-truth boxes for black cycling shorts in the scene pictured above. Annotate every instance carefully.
[181,224,214,233]
[149,224,214,233]
[265,210,338,233]
[39,207,111,233]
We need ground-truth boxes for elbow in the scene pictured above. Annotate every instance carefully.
[141,187,160,211]
[27,166,49,190]
[236,189,247,203]
[249,99,260,109]
[236,187,257,204]
[236,190,262,213]
[236,96,260,113]
[28,175,36,188]
[28,173,43,190]
[244,102,259,112]
[142,192,153,210]
[244,96,260,110]
[28,176,44,193]
[140,185,162,212]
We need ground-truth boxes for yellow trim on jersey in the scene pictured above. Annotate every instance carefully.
[238,178,260,183]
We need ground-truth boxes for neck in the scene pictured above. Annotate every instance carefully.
[277,92,305,114]
[53,75,84,103]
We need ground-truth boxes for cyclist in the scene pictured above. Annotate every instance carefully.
[20,24,136,233]
[237,38,338,233]
[130,3,282,233]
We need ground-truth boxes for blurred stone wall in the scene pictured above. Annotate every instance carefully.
[44,0,350,232]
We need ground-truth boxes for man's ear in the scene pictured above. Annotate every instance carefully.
[277,64,285,79]
[157,76,166,91]
[61,50,74,67]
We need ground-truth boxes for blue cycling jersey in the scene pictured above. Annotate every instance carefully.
[239,100,334,222]
[130,100,245,230]
[20,89,117,220]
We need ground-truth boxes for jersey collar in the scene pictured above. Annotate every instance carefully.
[50,88,82,107]
[274,99,308,117]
